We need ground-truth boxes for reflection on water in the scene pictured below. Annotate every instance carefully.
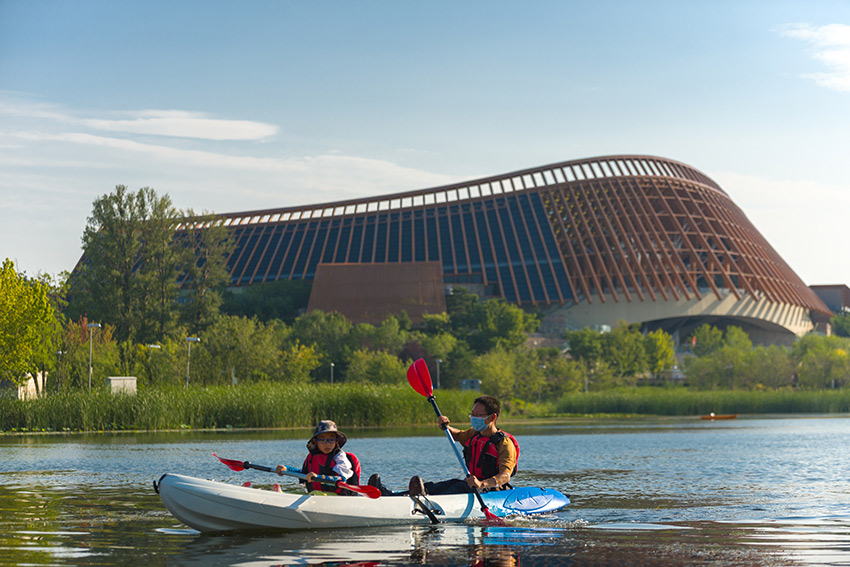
[1,416,849,565]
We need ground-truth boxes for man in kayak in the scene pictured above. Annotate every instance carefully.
[369,395,518,496]
[279,420,362,495]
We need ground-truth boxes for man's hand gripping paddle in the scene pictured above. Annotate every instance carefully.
[212,453,380,498]
[406,358,504,524]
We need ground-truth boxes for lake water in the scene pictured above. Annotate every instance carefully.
[1,416,850,566]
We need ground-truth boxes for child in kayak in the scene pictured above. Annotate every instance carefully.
[278,420,361,494]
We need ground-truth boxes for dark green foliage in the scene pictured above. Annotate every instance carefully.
[690,324,724,356]
[73,186,180,349]
[446,287,538,354]
[289,310,357,380]
[830,313,850,338]
[563,328,604,365]
[179,210,235,334]
[791,334,850,389]
[222,279,312,324]
[564,323,672,388]
[685,325,794,390]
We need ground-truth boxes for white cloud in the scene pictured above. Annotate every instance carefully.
[85,110,278,141]
[1,129,453,194]
[780,23,850,92]
[0,96,459,275]
[0,98,278,141]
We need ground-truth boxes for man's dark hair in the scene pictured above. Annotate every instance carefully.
[474,395,501,416]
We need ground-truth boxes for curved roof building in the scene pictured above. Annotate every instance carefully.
[190,155,829,343]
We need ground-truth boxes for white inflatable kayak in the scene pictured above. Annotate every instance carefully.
[155,473,570,532]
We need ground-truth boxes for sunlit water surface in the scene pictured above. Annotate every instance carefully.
[1,415,849,566]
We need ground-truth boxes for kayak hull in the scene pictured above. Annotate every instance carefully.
[156,473,569,532]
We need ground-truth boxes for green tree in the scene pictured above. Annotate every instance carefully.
[511,348,547,401]
[73,186,180,369]
[601,322,647,383]
[744,345,794,390]
[565,327,606,390]
[723,326,753,351]
[53,317,120,390]
[542,357,586,397]
[24,271,68,393]
[76,185,145,344]
[417,332,458,366]
[290,310,356,380]
[0,259,54,386]
[274,340,321,384]
[440,341,477,389]
[470,300,538,353]
[644,329,676,378]
[684,352,725,389]
[222,279,312,324]
[565,327,605,363]
[190,315,282,384]
[353,315,408,354]
[446,286,479,335]
[829,313,850,338]
[447,289,537,354]
[345,349,407,384]
[475,349,517,400]
[685,343,749,390]
[136,188,181,343]
[420,312,451,335]
[179,211,234,334]
[792,335,850,389]
[690,324,723,356]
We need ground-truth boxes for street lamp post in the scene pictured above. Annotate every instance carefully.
[185,337,200,388]
[436,359,442,389]
[330,362,335,385]
[87,323,101,390]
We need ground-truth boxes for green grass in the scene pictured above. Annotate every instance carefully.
[552,388,850,416]
[0,383,479,433]
[4,385,850,434]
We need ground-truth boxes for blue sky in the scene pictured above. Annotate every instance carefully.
[2,0,850,287]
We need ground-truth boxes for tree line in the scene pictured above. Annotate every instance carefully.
[3,185,850,400]
[684,324,850,390]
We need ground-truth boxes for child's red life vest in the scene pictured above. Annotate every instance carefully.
[462,431,519,482]
[301,450,361,494]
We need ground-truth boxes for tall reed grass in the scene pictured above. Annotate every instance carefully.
[4,386,849,434]
[553,388,850,416]
[0,383,479,433]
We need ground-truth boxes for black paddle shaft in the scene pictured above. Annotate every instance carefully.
[427,396,493,514]
[243,461,274,473]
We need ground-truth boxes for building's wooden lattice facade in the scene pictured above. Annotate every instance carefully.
[184,154,828,320]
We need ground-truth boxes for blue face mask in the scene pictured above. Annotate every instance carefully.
[470,415,489,431]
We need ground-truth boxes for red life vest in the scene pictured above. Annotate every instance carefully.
[462,430,519,481]
[301,449,361,494]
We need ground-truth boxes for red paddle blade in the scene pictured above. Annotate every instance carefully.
[482,506,506,525]
[338,482,381,499]
[213,453,246,472]
[406,358,433,397]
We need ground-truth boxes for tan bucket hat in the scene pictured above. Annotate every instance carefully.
[306,420,348,451]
